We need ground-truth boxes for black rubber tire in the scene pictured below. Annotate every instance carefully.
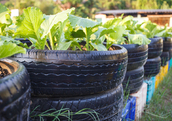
[0,59,30,121]
[30,84,123,121]
[162,37,172,52]
[9,44,127,97]
[148,37,163,59]
[144,57,161,77]
[121,44,148,71]
[160,51,169,66]
[15,38,32,47]
[169,48,172,60]
[122,66,144,94]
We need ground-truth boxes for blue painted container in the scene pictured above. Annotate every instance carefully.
[168,60,170,70]
[170,58,172,68]
[122,99,131,121]
[129,96,136,121]
[151,76,156,97]
[144,76,156,104]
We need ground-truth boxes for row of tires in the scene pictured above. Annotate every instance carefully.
[123,37,172,94]
[0,59,124,121]
[1,37,172,120]
[1,44,128,121]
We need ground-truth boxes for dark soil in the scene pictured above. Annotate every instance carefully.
[0,66,10,79]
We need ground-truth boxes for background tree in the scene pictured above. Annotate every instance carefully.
[1,0,172,19]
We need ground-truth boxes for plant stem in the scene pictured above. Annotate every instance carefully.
[0,27,3,36]
[85,28,90,51]
[49,32,54,50]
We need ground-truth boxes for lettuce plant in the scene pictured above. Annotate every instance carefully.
[140,21,166,38]
[102,15,151,45]
[68,14,115,51]
[0,36,26,59]
[155,25,172,38]
[15,7,115,51]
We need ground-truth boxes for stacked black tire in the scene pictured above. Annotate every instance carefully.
[121,44,148,94]
[161,37,172,66]
[0,59,30,121]
[10,44,128,121]
[144,37,163,77]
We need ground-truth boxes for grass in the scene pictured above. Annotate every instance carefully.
[30,106,100,121]
[140,67,172,121]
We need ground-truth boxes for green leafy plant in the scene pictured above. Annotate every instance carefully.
[139,21,169,38]
[102,15,151,45]
[0,36,26,59]
[15,7,116,51]
[155,25,172,38]
[68,14,116,51]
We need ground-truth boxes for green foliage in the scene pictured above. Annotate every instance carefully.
[0,36,26,59]
[140,68,172,120]
[15,7,46,50]
[140,21,171,38]
[127,34,151,45]
[0,3,12,36]
[69,14,115,51]
[2,0,172,19]
[134,0,158,9]
[102,16,151,45]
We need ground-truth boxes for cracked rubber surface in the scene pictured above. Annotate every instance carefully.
[122,67,144,94]
[9,44,128,97]
[30,84,123,121]
[148,37,163,58]
[144,57,161,77]
[121,44,148,71]
[0,59,30,121]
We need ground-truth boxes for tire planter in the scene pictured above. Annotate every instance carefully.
[0,59,30,121]
[144,57,161,77]
[169,48,172,60]
[122,67,144,94]
[148,37,163,59]
[9,44,128,97]
[162,37,172,52]
[160,51,169,66]
[30,84,123,121]
[121,44,148,71]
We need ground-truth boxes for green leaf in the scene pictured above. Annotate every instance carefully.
[155,30,166,37]
[109,25,126,42]
[52,20,68,50]
[0,42,26,59]
[0,35,29,48]
[15,7,45,49]
[90,43,107,51]
[120,16,134,25]
[128,34,151,45]
[71,29,86,38]
[0,3,11,25]
[16,7,44,39]
[69,14,101,28]
[41,8,75,39]
[99,28,115,38]
[103,18,121,28]
[56,41,72,50]
[0,36,20,44]
[71,41,82,51]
